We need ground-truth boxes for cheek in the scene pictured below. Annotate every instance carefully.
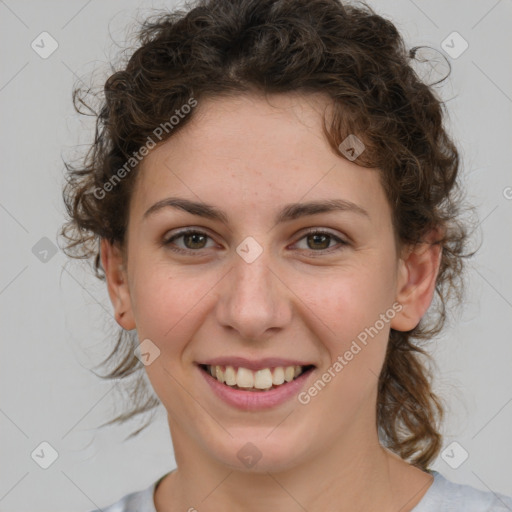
[127,265,216,416]
[128,262,210,348]
[291,262,395,406]
[294,261,396,344]
[297,276,392,433]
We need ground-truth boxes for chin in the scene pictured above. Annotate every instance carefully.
[210,428,310,474]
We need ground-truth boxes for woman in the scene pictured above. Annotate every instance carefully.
[61,0,512,510]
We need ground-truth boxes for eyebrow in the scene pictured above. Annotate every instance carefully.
[143,197,370,225]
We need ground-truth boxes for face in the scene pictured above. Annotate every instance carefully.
[102,93,439,473]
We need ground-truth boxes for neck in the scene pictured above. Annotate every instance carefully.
[155,416,432,512]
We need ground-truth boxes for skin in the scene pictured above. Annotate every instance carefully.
[101,92,442,512]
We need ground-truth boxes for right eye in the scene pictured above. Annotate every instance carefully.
[163,229,218,254]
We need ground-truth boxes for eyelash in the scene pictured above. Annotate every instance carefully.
[162,228,349,256]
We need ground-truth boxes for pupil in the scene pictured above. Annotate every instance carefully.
[309,234,329,250]
[186,233,206,249]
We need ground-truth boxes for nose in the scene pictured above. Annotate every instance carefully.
[214,248,292,342]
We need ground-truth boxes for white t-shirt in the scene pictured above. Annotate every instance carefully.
[90,470,512,512]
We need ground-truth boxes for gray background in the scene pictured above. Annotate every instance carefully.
[1,0,511,510]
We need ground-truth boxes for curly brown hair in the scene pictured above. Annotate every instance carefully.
[60,0,475,470]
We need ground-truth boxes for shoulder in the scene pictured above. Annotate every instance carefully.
[414,470,512,512]
[87,474,166,512]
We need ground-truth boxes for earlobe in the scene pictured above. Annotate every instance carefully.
[100,239,136,331]
[391,232,443,332]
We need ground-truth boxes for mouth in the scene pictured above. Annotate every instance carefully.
[198,363,316,392]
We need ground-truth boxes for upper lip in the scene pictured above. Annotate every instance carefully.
[198,357,315,372]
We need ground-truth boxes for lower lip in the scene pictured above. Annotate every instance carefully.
[198,365,315,411]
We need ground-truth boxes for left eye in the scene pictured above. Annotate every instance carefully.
[163,229,347,254]
[293,230,347,252]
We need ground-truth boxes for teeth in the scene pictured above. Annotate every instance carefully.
[206,364,308,390]
[272,366,285,385]
[224,365,237,386]
[284,366,295,382]
[254,369,273,390]
[236,367,254,388]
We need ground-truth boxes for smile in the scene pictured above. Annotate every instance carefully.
[197,359,316,411]
[200,364,315,391]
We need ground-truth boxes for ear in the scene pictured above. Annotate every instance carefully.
[100,238,136,330]
[391,229,443,332]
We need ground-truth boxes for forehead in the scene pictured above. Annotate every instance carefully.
[131,93,392,229]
